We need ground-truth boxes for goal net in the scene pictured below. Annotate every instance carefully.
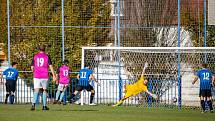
[80,47,215,108]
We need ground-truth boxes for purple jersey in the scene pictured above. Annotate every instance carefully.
[57,65,70,84]
[32,52,52,79]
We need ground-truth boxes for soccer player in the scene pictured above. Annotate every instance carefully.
[192,63,215,113]
[53,60,70,104]
[1,62,18,104]
[31,44,56,111]
[71,64,100,105]
[113,63,157,107]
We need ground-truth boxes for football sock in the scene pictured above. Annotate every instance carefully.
[200,100,205,111]
[33,92,39,104]
[207,100,213,111]
[55,90,61,101]
[42,92,47,106]
[90,93,95,104]
[10,95,14,104]
[59,91,65,102]
[114,99,124,106]
[71,94,76,100]
[5,94,10,103]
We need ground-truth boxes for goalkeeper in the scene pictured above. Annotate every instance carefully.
[113,63,157,107]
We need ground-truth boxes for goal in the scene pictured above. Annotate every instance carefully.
[80,47,215,108]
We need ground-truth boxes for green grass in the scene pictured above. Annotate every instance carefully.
[0,104,214,121]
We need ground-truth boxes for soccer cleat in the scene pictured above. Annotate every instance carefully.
[112,100,124,107]
[112,104,117,107]
[89,103,97,106]
[53,100,58,104]
[201,110,206,114]
[63,102,67,105]
[30,106,35,111]
[70,99,76,104]
[57,101,62,104]
[42,106,49,111]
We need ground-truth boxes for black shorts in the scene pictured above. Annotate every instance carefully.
[76,85,94,92]
[199,89,212,97]
[5,81,16,93]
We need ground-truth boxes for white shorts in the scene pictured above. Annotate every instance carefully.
[33,78,48,89]
[57,84,69,91]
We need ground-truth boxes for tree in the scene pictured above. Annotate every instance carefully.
[0,0,7,47]
[1,0,111,72]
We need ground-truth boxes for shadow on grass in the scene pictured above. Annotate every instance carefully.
[54,109,99,112]
[70,109,99,112]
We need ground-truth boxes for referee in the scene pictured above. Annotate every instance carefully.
[2,62,19,104]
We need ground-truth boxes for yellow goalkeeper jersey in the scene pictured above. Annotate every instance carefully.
[124,76,148,98]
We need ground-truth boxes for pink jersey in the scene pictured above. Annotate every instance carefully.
[57,65,70,84]
[32,52,52,79]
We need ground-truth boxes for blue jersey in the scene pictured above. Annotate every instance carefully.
[78,68,93,86]
[196,69,213,90]
[3,68,19,81]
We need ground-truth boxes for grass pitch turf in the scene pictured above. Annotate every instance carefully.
[0,104,214,121]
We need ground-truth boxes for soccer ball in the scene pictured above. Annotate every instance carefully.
[172,97,177,103]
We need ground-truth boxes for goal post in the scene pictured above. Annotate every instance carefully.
[81,47,215,108]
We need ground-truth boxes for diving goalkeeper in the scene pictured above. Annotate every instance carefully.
[113,63,157,107]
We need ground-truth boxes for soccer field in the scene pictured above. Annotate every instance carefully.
[0,104,214,121]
